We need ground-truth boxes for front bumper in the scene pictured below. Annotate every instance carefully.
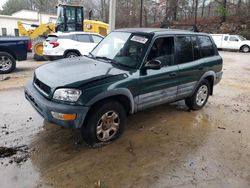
[214,71,223,85]
[24,81,89,129]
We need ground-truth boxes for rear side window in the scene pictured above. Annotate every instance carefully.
[224,36,228,41]
[197,36,215,57]
[191,36,201,60]
[92,35,103,43]
[59,35,73,40]
[76,34,91,42]
[176,36,193,64]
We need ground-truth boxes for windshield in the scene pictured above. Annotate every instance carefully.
[56,6,64,25]
[237,35,247,41]
[91,32,151,68]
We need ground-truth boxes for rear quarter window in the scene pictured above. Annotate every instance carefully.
[197,36,215,57]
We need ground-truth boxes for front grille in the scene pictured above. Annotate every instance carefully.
[33,76,51,97]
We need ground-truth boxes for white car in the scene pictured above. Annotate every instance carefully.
[211,34,250,53]
[43,32,103,60]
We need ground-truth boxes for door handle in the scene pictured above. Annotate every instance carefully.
[169,72,177,77]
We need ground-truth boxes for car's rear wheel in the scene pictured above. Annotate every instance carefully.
[65,52,79,58]
[81,100,127,147]
[0,52,16,74]
[241,45,250,53]
[185,80,210,110]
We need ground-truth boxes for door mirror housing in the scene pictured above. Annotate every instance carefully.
[144,60,162,70]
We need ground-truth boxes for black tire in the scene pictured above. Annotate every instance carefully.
[241,45,250,53]
[81,100,127,147]
[65,52,79,58]
[185,80,210,110]
[0,52,16,74]
[32,37,46,61]
[33,53,45,61]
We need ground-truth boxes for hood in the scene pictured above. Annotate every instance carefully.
[35,56,129,88]
[244,40,250,44]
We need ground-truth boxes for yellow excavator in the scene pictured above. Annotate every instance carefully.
[18,4,109,60]
[17,21,55,60]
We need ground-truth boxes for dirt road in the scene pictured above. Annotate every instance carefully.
[0,52,250,188]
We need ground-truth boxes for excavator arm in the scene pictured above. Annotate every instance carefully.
[17,21,55,39]
[17,21,29,37]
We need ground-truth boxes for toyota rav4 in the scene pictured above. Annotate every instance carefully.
[25,28,223,146]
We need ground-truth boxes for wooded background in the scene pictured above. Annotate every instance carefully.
[1,0,250,35]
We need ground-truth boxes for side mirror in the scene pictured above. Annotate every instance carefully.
[144,60,162,70]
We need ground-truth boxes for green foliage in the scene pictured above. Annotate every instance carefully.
[215,5,228,17]
[239,30,250,40]
[0,0,58,15]
[1,0,30,15]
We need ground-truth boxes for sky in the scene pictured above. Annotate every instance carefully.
[0,0,7,10]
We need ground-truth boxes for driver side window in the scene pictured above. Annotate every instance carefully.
[147,37,174,67]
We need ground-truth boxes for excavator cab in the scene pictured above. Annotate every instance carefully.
[56,4,84,32]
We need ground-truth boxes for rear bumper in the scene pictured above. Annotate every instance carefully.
[43,55,63,61]
[24,81,89,129]
[214,71,223,85]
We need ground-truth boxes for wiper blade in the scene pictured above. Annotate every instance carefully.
[95,56,117,64]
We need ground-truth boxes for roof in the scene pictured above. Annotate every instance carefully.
[11,9,56,17]
[115,28,207,35]
[0,14,37,21]
[50,31,103,36]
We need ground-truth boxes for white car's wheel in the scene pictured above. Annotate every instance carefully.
[241,45,250,53]
[65,52,79,58]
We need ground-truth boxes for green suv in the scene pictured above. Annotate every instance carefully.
[25,28,223,146]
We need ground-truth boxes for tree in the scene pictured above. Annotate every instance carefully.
[214,0,227,22]
[201,0,206,17]
[1,0,31,15]
[237,0,242,14]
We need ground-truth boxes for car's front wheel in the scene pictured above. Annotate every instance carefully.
[241,45,250,53]
[0,52,16,74]
[185,80,210,110]
[81,100,127,147]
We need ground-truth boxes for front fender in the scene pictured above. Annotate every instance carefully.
[86,88,135,114]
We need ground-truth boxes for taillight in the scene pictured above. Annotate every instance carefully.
[49,41,59,48]
[28,40,32,51]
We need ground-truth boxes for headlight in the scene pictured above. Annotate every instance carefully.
[53,88,82,102]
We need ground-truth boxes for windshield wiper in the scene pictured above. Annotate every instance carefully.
[95,56,117,64]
